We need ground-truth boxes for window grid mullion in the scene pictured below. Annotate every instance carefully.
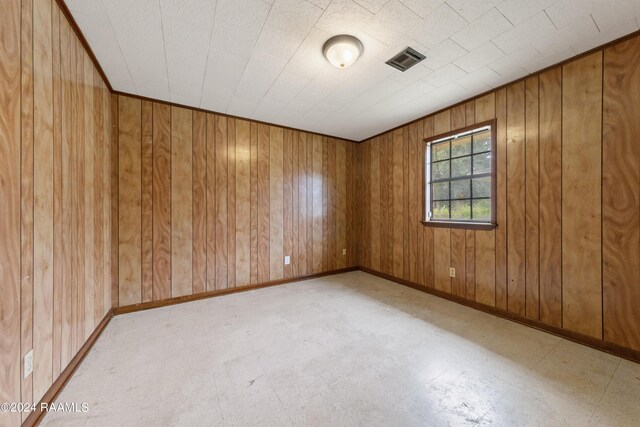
[431,172,491,184]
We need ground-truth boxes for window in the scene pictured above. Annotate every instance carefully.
[424,120,496,229]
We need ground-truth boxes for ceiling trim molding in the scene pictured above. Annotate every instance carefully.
[363,27,640,143]
[58,0,113,92]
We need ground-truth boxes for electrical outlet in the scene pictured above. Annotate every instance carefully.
[449,267,456,278]
[284,255,290,265]
[342,248,347,255]
[24,350,33,379]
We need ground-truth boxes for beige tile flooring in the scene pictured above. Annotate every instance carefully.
[42,271,640,426]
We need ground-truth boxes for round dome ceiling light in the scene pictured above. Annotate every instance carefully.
[323,35,363,69]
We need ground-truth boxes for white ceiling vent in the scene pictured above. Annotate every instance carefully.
[385,47,426,72]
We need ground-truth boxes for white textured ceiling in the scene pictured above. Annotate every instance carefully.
[66,0,640,141]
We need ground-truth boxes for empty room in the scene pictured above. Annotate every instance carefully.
[2,0,640,425]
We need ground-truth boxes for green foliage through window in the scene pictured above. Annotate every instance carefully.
[426,124,493,223]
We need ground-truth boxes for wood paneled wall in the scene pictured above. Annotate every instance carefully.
[0,0,113,426]
[356,35,640,353]
[114,95,358,307]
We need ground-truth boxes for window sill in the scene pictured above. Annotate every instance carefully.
[419,220,497,231]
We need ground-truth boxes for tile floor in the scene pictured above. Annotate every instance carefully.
[41,271,640,426]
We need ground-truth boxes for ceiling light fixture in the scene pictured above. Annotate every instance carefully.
[323,35,363,69]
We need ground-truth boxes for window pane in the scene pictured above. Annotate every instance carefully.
[451,179,470,199]
[451,157,471,178]
[451,200,471,220]
[432,160,450,180]
[451,135,471,157]
[432,201,450,219]
[472,177,491,198]
[426,123,494,225]
[473,153,491,175]
[472,199,491,221]
[432,142,450,161]
[432,182,449,200]
[473,130,491,153]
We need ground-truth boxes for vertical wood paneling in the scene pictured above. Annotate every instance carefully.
[206,113,216,290]
[192,111,207,293]
[358,137,372,273]
[75,40,85,352]
[83,52,94,340]
[538,67,562,327]
[118,96,141,306]
[70,38,78,353]
[413,121,425,286]
[450,228,466,297]
[506,82,526,316]
[433,229,451,293]
[369,137,381,271]
[257,124,270,282]
[603,37,640,351]
[103,83,111,315]
[235,120,251,286]
[227,119,236,287]
[475,229,496,307]
[350,142,359,266]
[336,139,347,268]
[474,93,496,306]
[250,123,258,283]
[322,139,329,271]
[306,134,314,273]
[495,88,508,310]
[291,132,299,276]
[152,103,171,300]
[380,135,392,274]
[392,130,404,278]
[269,126,284,280]
[451,104,465,129]
[312,134,323,273]
[407,125,419,283]
[291,131,300,277]
[65,31,80,359]
[92,69,104,328]
[32,0,54,399]
[215,116,228,289]
[20,0,34,411]
[562,53,603,339]
[283,130,293,277]
[0,0,22,422]
[110,93,118,308]
[403,127,410,281]
[1,2,113,423]
[525,76,540,319]
[171,107,193,297]
[421,118,434,287]
[297,133,308,275]
[326,138,337,270]
[464,230,475,299]
[52,6,62,380]
[141,101,153,302]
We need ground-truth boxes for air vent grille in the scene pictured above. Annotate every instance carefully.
[386,47,426,72]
